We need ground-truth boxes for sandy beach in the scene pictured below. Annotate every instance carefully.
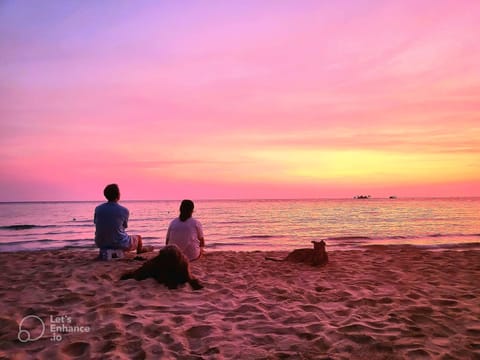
[0,247,479,359]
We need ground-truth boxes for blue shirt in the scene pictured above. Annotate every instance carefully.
[94,202,130,249]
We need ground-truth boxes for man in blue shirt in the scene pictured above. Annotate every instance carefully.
[94,184,153,253]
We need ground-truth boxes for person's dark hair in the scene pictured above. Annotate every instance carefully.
[179,199,194,222]
[104,184,120,202]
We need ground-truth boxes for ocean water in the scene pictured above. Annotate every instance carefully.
[0,198,479,252]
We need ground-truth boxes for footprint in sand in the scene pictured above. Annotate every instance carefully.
[430,298,458,307]
[61,341,90,357]
[143,323,170,339]
[186,325,214,338]
[99,340,116,353]
[126,322,143,333]
[122,337,144,356]
[0,317,19,341]
[121,313,137,323]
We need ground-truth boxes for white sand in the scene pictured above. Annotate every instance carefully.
[0,247,479,359]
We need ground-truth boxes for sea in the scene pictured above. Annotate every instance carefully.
[0,198,479,253]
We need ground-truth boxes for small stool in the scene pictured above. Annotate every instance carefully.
[99,248,125,261]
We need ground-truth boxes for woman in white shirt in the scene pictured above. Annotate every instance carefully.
[166,200,205,261]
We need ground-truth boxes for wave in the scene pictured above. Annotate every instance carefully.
[410,233,480,240]
[210,220,249,225]
[0,224,57,230]
[364,242,480,251]
[64,219,92,224]
[44,230,85,235]
[228,235,286,240]
[326,233,480,242]
[327,236,372,241]
[64,224,95,228]
[137,236,161,241]
[129,215,177,223]
[0,238,94,247]
[423,233,480,238]
[208,242,253,249]
[421,242,480,250]
[60,244,96,250]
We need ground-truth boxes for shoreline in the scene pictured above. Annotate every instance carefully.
[0,248,479,359]
[1,238,480,255]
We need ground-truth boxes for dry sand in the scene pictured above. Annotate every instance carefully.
[0,247,479,359]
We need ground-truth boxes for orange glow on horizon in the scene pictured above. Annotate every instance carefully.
[1,1,479,201]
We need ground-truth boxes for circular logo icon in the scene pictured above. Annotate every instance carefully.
[18,315,45,342]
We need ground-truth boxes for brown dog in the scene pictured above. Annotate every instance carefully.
[120,244,203,290]
[265,240,328,266]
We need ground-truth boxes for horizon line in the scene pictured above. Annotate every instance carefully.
[1,195,479,204]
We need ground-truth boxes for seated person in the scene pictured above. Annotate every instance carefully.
[94,184,153,254]
[166,199,205,261]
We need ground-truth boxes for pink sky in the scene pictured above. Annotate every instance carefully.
[1,1,479,201]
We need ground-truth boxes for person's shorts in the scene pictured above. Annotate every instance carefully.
[124,235,141,251]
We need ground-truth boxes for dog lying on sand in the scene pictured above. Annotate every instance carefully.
[265,240,328,267]
[120,244,203,290]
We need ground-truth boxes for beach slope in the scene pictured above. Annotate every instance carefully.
[0,247,479,359]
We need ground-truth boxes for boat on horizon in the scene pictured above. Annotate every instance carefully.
[354,195,371,199]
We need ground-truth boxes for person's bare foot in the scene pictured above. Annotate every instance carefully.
[137,245,154,254]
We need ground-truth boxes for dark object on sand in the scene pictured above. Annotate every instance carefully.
[120,244,203,290]
[265,240,329,267]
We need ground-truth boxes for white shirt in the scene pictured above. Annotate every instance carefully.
[166,217,204,261]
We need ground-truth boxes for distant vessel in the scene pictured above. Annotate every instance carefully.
[389,196,397,199]
[354,195,371,199]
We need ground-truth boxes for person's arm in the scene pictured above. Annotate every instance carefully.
[165,224,171,245]
[197,221,205,248]
[123,209,129,229]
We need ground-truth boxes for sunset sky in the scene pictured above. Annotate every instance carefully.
[1,1,479,201]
